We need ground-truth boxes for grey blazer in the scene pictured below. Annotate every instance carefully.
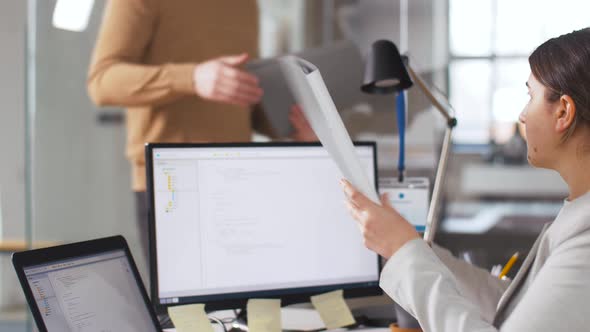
[379,191,590,331]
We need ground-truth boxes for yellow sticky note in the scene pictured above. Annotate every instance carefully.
[168,304,214,332]
[310,290,356,329]
[247,299,282,332]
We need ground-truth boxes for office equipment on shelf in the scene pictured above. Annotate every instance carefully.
[145,142,382,319]
[379,177,429,233]
[12,236,162,332]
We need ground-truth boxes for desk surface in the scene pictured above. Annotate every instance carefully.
[441,201,561,234]
[461,163,568,198]
[164,328,389,332]
[162,308,390,332]
[0,239,60,253]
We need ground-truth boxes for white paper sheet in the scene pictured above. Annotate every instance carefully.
[279,56,380,203]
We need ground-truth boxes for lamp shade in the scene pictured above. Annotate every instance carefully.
[361,40,413,94]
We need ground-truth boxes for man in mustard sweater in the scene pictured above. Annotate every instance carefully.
[87,0,314,262]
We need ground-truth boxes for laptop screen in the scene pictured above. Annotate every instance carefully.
[23,249,158,332]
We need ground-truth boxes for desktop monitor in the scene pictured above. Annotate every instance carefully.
[145,142,382,312]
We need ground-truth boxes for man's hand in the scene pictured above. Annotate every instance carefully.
[193,53,263,107]
[289,105,318,141]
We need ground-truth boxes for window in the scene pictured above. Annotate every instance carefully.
[449,0,590,144]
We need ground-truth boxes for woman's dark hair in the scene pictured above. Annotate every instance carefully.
[529,28,590,141]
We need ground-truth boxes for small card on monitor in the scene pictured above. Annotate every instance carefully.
[380,177,430,232]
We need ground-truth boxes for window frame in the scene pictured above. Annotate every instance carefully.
[447,0,532,148]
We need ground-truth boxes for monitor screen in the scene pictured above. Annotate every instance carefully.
[23,250,159,332]
[147,143,381,309]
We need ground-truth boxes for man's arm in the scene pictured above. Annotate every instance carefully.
[87,0,195,108]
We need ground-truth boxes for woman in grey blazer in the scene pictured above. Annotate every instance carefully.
[341,28,590,331]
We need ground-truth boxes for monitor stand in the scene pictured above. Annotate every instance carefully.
[158,308,249,331]
[229,307,249,332]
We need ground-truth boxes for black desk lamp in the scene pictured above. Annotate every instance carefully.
[361,40,457,244]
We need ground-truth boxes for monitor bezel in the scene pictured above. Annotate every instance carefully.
[145,142,382,312]
[12,235,162,332]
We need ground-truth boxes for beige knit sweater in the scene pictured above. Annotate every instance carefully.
[88,0,272,191]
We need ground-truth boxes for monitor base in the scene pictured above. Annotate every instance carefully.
[230,307,249,332]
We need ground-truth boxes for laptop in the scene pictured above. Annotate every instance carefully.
[12,236,162,332]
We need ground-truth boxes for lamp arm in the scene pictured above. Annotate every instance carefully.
[423,125,453,244]
[406,65,455,127]
[405,64,456,244]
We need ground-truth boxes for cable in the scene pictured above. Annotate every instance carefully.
[159,312,233,332]
[209,315,228,332]
[396,91,407,183]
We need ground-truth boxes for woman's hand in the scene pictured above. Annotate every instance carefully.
[340,179,420,259]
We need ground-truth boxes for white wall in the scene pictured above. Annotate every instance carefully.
[31,0,139,273]
[0,0,26,308]
[0,0,140,309]
[0,0,26,245]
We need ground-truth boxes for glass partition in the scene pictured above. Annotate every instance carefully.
[28,0,139,270]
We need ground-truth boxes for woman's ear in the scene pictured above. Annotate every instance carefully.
[555,95,577,134]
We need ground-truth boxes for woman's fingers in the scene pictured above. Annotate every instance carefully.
[345,201,365,226]
[340,179,372,209]
[342,181,421,259]
[380,193,395,210]
[347,201,364,221]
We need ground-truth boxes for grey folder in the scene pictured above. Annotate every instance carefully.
[246,41,366,137]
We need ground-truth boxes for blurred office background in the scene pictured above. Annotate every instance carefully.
[0,0,588,330]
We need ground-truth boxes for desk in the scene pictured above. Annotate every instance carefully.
[461,163,568,199]
[162,308,391,332]
[163,327,389,332]
[436,200,561,278]
[441,201,561,234]
[0,239,60,253]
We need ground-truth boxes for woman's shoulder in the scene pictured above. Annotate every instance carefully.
[546,221,590,261]
[547,193,590,248]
